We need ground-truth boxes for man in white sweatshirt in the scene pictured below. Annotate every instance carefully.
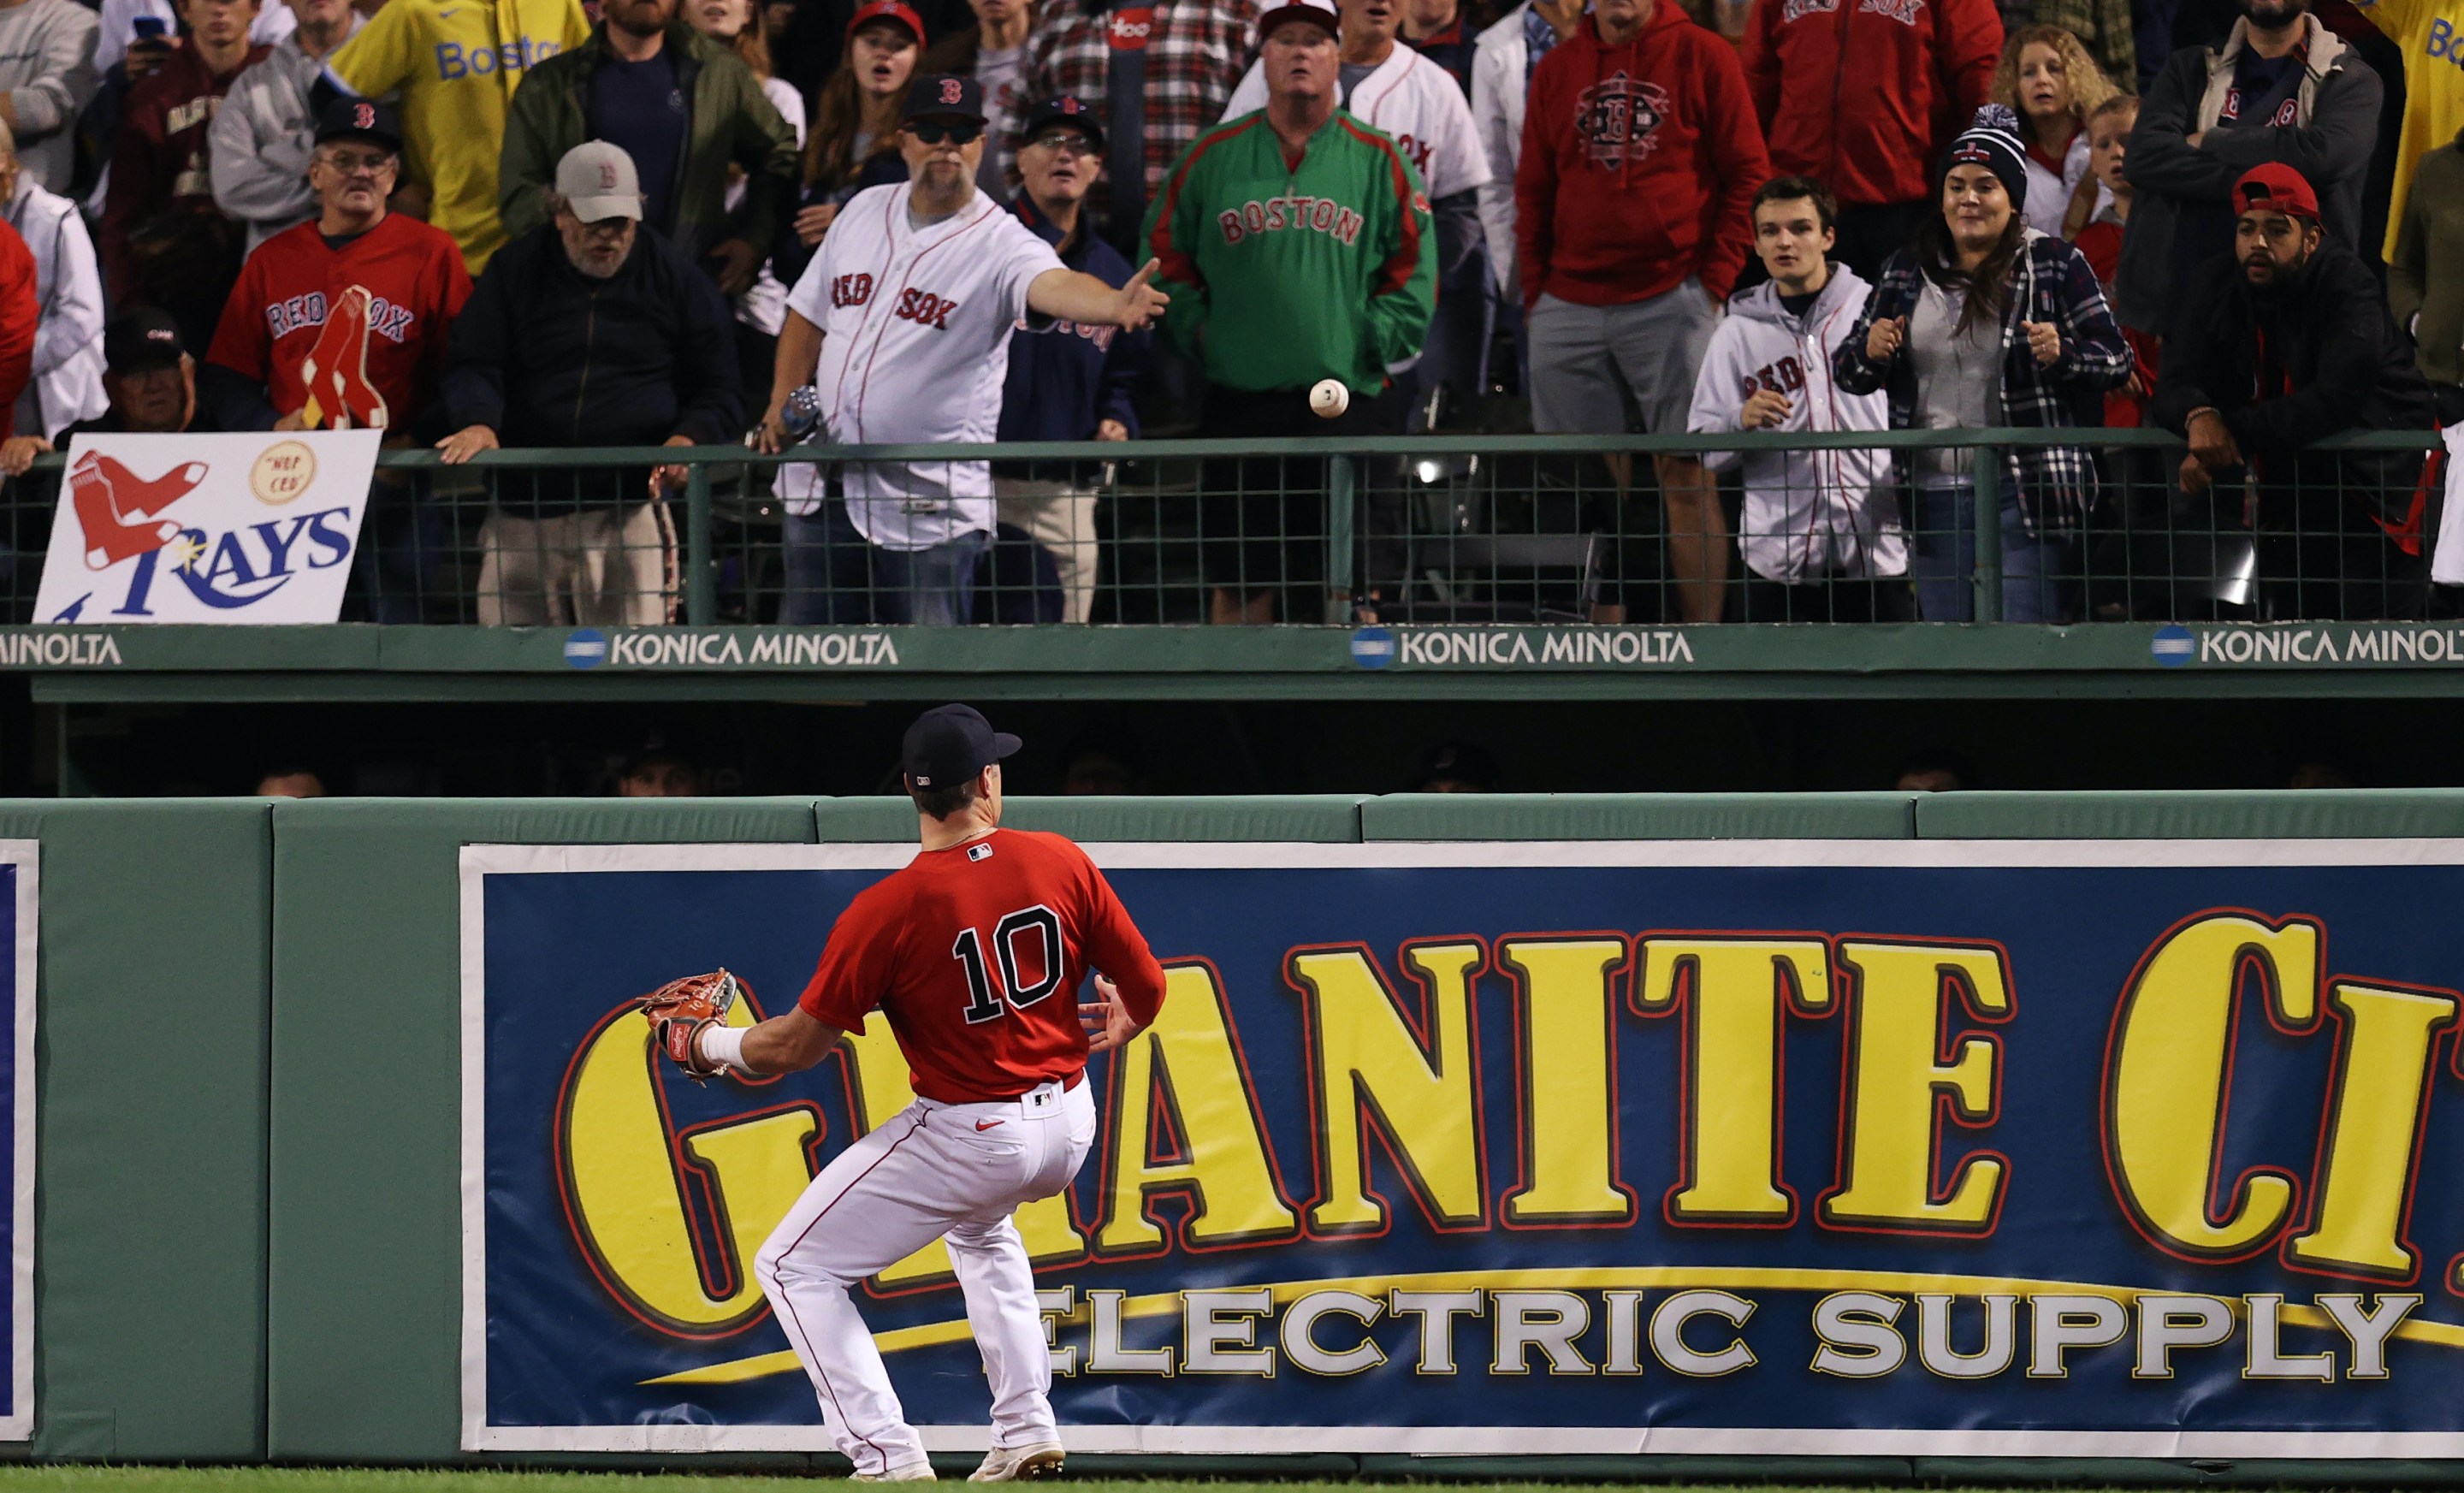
[0,120,103,438]
[208,0,364,252]
[1687,175,1910,623]
[0,0,97,194]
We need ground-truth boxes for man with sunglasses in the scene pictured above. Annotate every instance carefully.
[758,74,1169,626]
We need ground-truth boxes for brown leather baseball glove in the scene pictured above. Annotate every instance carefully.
[638,969,746,1082]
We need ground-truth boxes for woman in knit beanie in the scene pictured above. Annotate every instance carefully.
[1832,104,2135,624]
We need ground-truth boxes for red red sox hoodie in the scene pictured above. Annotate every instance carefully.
[1513,3,1770,311]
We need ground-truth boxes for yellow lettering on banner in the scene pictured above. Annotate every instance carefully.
[838,1024,1087,1287]
[1289,942,1486,1233]
[2287,981,2458,1278]
[2107,912,2319,1259]
[1094,963,1299,1254]
[1634,937,1831,1223]
[561,1001,809,1332]
[1822,940,2012,1232]
[1498,938,1632,1224]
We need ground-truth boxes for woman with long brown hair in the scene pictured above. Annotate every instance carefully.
[1834,104,2133,623]
[774,0,921,287]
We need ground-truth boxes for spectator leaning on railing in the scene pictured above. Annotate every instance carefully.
[2155,163,2437,622]
[1516,0,1769,627]
[1833,104,2132,625]
[207,0,362,253]
[1744,0,2000,278]
[1142,0,1435,626]
[103,0,270,360]
[436,142,743,627]
[1687,177,1910,623]
[498,0,800,300]
[0,118,104,442]
[5,306,189,471]
[756,75,1166,626]
[2115,0,2378,341]
[991,95,1146,625]
[0,0,96,196]
[315,0,592,275]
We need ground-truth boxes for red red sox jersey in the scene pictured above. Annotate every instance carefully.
[780,181,1067,549]
[204,212,472,430]
[798,827,1168,1105]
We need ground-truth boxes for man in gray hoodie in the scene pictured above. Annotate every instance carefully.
[208,0,365,252]
[0,0,98,193]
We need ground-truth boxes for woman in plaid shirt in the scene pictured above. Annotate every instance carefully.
[1834,103,2133,623]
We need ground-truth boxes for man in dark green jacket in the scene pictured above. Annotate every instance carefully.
[498,0,798,295]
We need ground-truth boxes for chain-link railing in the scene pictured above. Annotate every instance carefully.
[1,428,2441,626]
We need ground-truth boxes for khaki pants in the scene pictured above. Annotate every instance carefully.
[994,478,1098,625]
[476,503,674,626]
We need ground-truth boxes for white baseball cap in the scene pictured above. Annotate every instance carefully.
[1255,0,1337,42]
[554,141,643,224]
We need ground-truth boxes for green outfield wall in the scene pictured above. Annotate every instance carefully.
[0,793,2458,1472]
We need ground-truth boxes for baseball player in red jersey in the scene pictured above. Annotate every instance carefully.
[203,98,471,431]
[649,703,1168,1483]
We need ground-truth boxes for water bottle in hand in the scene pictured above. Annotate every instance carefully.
[780,386,823,442]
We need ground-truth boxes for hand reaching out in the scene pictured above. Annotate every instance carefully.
[1079,975,1142,1053]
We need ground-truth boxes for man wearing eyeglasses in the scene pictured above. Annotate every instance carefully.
[200,98,472,618]
[986,95,1146,623]
[757,74,1169,626]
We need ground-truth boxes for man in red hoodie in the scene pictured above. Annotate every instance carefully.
[1743,0,1999,278]
[1515,0,1767,625]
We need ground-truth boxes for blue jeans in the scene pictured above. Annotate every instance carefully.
[1911,483,2080,623]
[781,501,988,625]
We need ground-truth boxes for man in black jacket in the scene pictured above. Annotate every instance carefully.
[2156,162,2435,621]
[437,141,743,626]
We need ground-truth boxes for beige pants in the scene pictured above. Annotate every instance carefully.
[476,503,675,626]
[994,478,1099,625]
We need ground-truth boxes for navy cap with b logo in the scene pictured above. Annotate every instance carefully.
[1019,95,1104,151]
[904,73,986,123]
[903,704,1021,790]
[313,96,403,155]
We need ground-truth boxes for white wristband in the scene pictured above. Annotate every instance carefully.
[697,1023,750,1074]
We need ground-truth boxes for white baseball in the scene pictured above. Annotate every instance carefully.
[1310,379,1349,419]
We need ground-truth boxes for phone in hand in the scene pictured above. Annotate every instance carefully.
[130,15,168,38]
[126,14,173,74]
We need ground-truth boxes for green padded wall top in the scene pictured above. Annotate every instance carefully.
[1913,789,2464,839]
[1362,792,1918,841]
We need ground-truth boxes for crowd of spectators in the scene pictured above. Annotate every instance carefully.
[0,0,2444,625]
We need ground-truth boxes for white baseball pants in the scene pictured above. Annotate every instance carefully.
[755,1076,1097,1475]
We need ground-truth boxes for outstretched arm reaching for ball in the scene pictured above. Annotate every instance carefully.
[1028,259,1170,333]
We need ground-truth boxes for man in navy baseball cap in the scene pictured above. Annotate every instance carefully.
[903,703,1022,793]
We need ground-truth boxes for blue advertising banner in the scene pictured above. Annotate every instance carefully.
[461,840,2464,1457]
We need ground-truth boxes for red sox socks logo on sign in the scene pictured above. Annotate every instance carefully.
[69,452,207,570]
[1573,72,1670,169]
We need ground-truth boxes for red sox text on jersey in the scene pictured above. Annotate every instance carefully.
[262,289,418,344]
[830,273,962,329]
[1738,353,1808,400]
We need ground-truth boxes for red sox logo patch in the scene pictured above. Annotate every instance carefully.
[939,77,963,104]
[1573,71,1671,169]
[352,102,376,130]
[597,161,619,189]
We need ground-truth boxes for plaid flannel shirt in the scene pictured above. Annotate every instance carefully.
[1833,231,2135,535]
[1027,0,1263,198]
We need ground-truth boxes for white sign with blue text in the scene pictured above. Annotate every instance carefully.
[32,430,381,623]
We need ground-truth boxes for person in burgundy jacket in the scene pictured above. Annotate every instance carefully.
[1744,0,2001,279]
[1514,0,1768,625]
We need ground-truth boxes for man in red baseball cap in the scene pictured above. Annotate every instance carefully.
[2154,160,2439,621]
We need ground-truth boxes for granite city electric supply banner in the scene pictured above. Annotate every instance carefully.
[462,840,2464,1456]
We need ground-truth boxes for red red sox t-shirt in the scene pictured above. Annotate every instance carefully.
[799,828,1169,1104]
[205,212,472,430]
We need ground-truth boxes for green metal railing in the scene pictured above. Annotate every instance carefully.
[6,427,2441,628]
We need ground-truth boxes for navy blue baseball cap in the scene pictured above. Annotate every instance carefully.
[314,96,404,155]
[903,704,1021,790]
[1019,95,1103,151]
[905,74,986,123]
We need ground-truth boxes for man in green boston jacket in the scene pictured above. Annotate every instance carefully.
[498,0,799,296]
[1141,0,1436,624]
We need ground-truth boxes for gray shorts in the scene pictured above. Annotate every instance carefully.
[1526,280,1719,437]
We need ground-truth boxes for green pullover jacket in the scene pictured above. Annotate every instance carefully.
[1142,109,1436,396]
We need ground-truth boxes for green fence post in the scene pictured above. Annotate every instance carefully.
[684,461,714,625]
[1972,444,2002,623]
[1327,453,1355,625]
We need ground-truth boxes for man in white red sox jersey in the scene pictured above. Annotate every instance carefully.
[650,703,1170,1483]
[755,74,1169,625]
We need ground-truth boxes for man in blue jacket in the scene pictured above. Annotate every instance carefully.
[991,95,1145,624]
[437,141,742,626]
